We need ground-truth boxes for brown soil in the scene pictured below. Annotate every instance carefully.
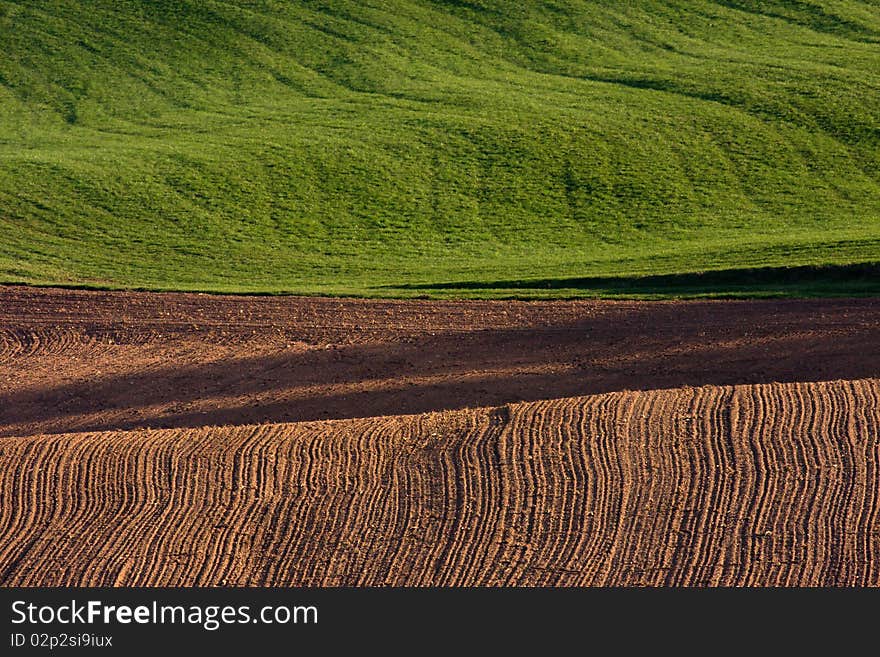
[1,379,877,586]
[1,286,879,437]
[1,286,879,586]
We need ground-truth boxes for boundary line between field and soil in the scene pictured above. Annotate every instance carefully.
[2,262,879,301]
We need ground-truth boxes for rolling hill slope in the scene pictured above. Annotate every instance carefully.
[1,1,879,296]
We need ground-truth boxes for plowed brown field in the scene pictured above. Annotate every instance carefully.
[1,286,879,586]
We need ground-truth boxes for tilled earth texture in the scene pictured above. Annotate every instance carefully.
[1,286,879,585]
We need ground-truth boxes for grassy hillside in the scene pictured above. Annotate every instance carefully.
[1,0,878,297]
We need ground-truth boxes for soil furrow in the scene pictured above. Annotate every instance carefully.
[2,288,879,586]
[5,379,876,586]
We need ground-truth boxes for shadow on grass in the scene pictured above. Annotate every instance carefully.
[384,262,880,297]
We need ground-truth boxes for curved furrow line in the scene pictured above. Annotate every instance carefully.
[361,418,419,585]
[1,328,43,362]
[218,425,290,585]
[663,386,715,586]
[0,438,46,578]
[41,433,121,585]
[280,423,353,586]
[530,399,573,585]
[243,436,289,587]
[129,429,207,585]
[818,379,851,585]
[822,380,859,586]
[549,400,592,585]
[653,387,698,586]
[417,413,483,585]
[500,399,544,585]
[649,387,695,586]
[101,430,198,586]
[799,380,838,586]
[619,388,671,586]
[428,413,479,586]
[457,410,501,586]
[88,431,178,587]
[595,390,635,586]
[530,400,584,586]
[280,420,392,586]
[473,407,522,587]
[711,386,746,587]
[339,420,401,586]
[16,432,124,586]
[117,430,213,586]
[1,379,879,586]
[190,426,266,585]
[86,432,168,586]
[0,328,24,362]
[446,406,505,586]
[269,423,331,586]
[564,393,611,586]
[697,385,738,586]
[254,425,313,585]
[805,381,839,586]
[857,379,880,586]
[401,438,442,587]
[308,425,360,586]
[0,435,72,584]
[119,432,194,586]
[358,420,415,585]
[247,429,311,586]
[768,382,809,586]
[231,424,290,585]
[624,387,669,586]
[766,382,800,586]
[738,382,771,586]
[382,415,439,584]
[291,426,353,586]
[397,415,459,587]
[50,431,142,586]
[784,380,816,585]
[504,402,548,586]
[179,425,277,586]
[842,378,878,586]
[369,419,420,586]
[0,328,38,362]
[238,424,300,585]
[573,391,626,586]
[70,431,146,587]
[833,379,867,586]
[753,384,786,587]
[490,403,525,586]
[363,449,406,585]
[787,381,821,586]
[759,381,795,587]
[836,380,865,585]
[522,400,560,586]
[312,422,369,585]
[434,411,489,586]
[592,390,642,586]
[0,327,108,365]
[717,384,758,585]
[316,423,382,586]
[480,404,529,587]
[103,432,194,587]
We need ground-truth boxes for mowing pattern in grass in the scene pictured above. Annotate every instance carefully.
[1,1,878,296]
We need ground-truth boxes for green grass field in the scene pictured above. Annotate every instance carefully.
[1,1,878,298]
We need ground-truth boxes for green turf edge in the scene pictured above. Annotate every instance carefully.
[3,260,878,301]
